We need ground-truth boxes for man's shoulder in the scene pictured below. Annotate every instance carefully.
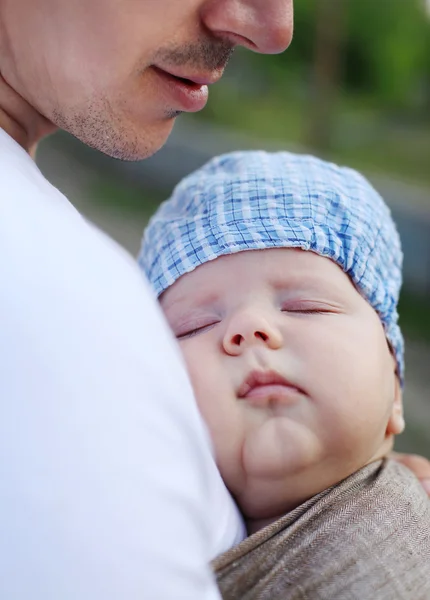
[0,130,145,302]
[0,128,170,372]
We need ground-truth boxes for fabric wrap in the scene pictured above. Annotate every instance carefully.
[213,459,430,599]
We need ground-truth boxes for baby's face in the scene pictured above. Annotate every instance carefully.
[161,248,404,520]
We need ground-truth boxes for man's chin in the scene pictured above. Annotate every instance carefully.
[93,117,177,162]
[54,105,178,162]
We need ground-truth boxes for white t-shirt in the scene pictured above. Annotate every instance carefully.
[0,129,244,600]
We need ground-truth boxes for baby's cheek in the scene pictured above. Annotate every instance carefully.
[182,347,231,432]
[181,343,208,387]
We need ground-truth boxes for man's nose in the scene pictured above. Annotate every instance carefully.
[202,0,294,55]
[222,309,283,356]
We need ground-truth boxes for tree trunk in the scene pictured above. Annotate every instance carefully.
[308,0,349,152]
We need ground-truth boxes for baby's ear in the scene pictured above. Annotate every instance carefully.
[386,361,405,435]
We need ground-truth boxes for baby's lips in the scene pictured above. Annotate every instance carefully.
[238,369,303,399]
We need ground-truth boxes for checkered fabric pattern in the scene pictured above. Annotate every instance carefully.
[139,151,404,382]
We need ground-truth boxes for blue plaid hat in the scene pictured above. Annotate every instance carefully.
[139,151,404,382]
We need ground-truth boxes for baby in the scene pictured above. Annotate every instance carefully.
[139,151,430,599]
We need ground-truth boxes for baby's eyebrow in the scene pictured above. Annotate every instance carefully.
[270,279,354,306]
[270,275,331,291]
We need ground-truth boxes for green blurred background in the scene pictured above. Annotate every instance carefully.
[36,0,430,455]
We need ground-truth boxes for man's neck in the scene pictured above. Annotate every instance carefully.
[0,74,57,157]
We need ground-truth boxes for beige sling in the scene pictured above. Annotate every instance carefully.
[213,459,430,599]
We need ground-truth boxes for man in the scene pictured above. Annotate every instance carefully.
[0,2,428,599]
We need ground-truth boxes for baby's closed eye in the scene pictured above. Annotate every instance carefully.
[175,318,220,340]
[280,300,343,315]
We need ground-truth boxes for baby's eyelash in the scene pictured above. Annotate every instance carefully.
[281,307,335,315]
[176,321,219,340]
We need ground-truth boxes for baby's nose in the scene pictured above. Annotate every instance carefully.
[222,311,282,356]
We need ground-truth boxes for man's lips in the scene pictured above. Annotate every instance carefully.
[152,64,225,113]
[237,370,304,405]
[155,65,224,86]
[151,66,212,112]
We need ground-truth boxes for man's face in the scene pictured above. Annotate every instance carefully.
[1,0,293,159]
[161,249,404,520]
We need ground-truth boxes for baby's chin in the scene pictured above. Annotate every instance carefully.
[240,417,324,481]
[225,424,338,522]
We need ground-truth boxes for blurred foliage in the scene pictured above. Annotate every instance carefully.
[398,290,430,343]
[347,0,430,110]
[395,420,430,456]
[90,180,164,217]
[246,0,430,114]
[199,0,430,184]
